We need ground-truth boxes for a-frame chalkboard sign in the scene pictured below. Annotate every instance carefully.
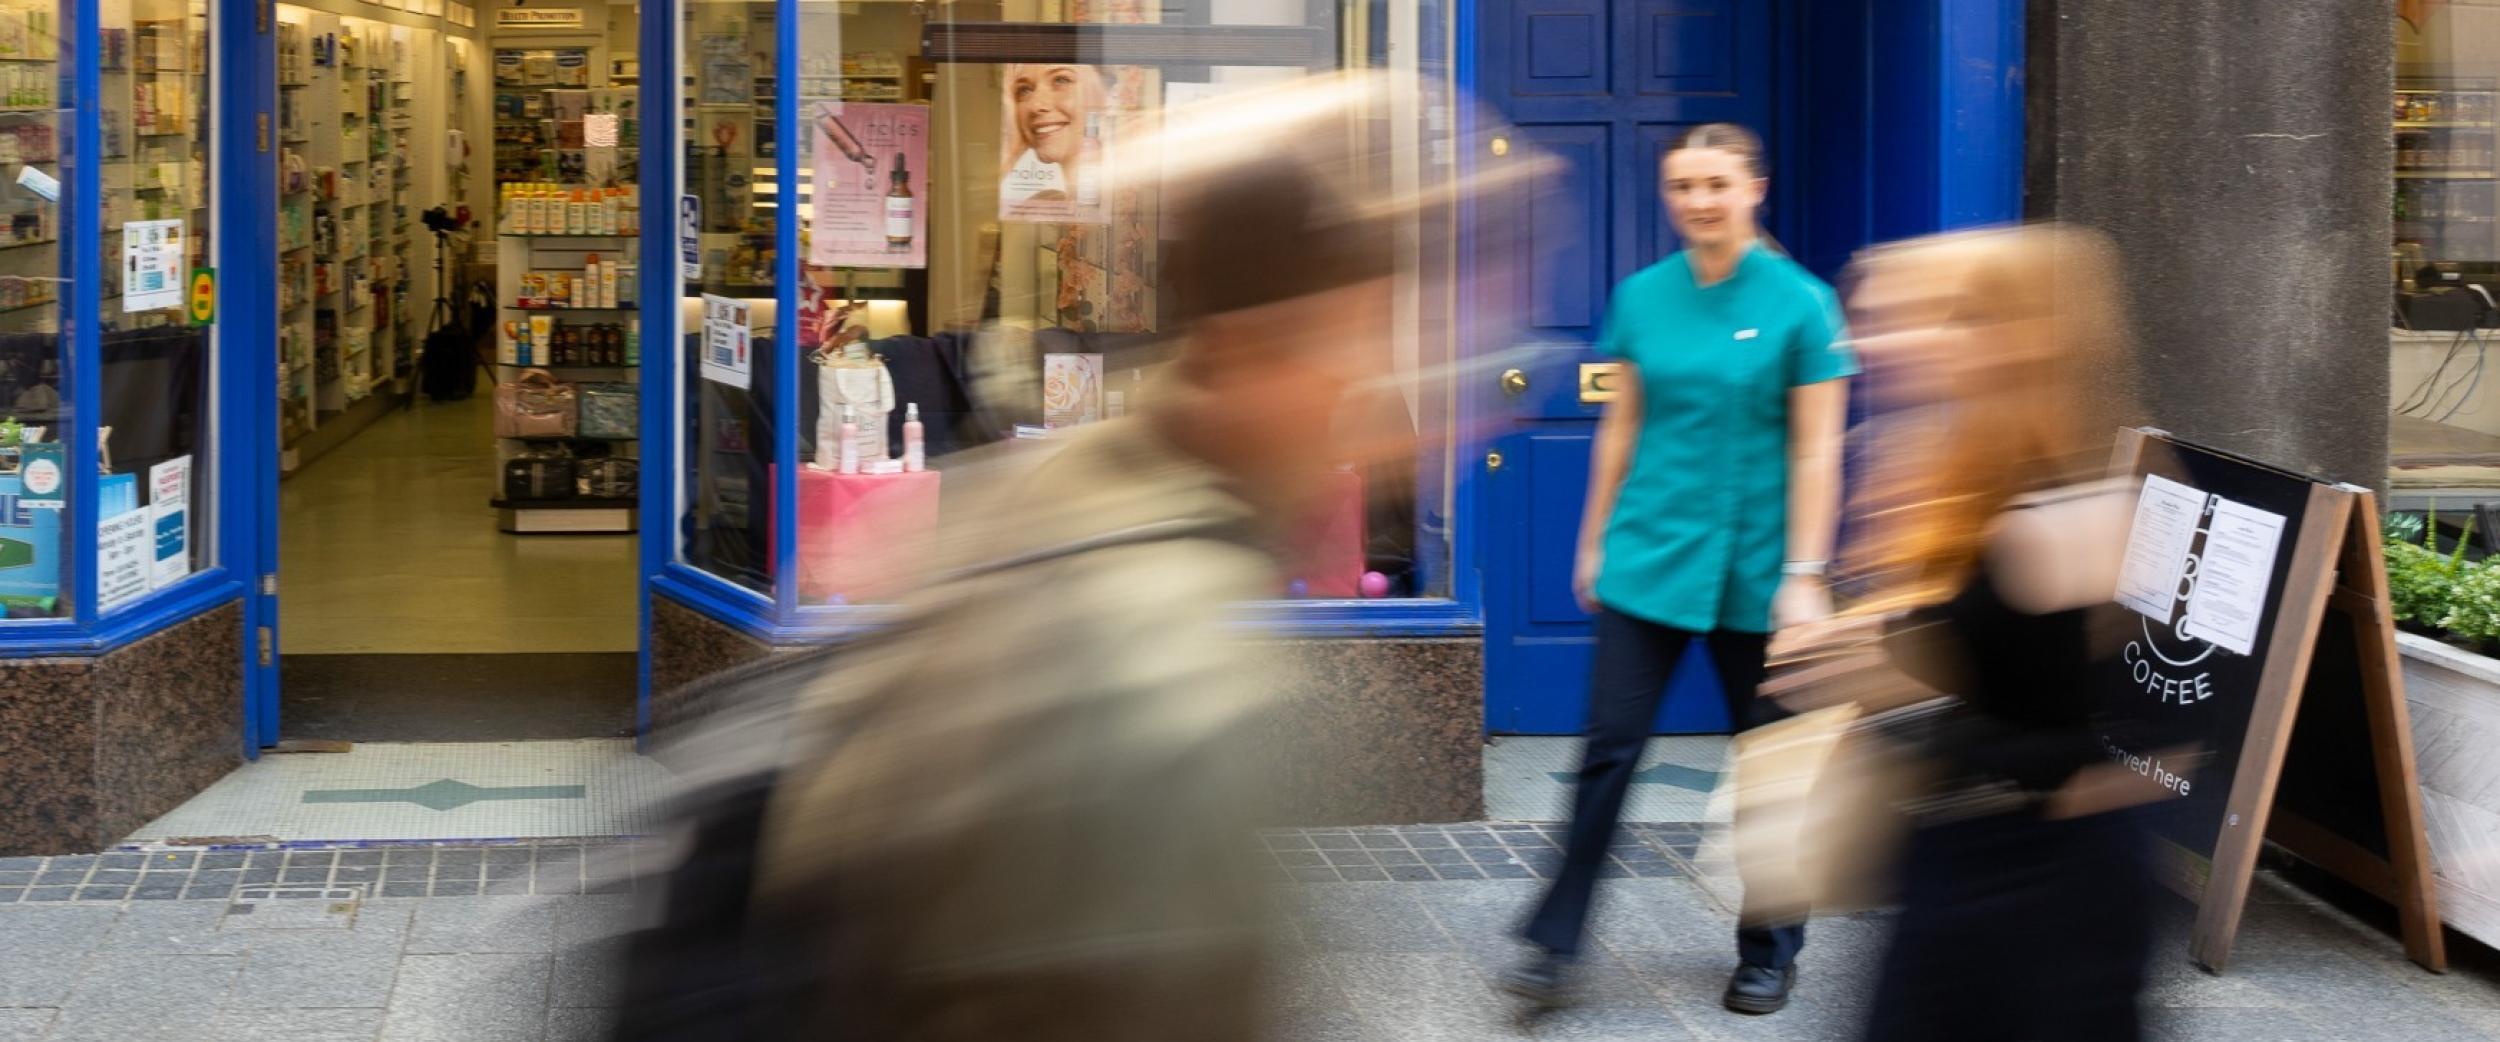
[2105,429,2443,973]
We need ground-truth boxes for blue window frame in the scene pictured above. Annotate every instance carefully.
[0,0,257,674]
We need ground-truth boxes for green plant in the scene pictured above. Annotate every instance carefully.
[2446,563,2500,644]
[2387,508,2476,629]
[2386,510,2428,547]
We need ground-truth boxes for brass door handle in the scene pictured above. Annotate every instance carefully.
[1501,368,1529,397]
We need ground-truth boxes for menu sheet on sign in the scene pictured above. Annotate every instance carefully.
[700,294,751,391]
[124,219,184,312]
[2185,498,2288,657]
[2117,474,2204,623]
[2114,472,2289,658]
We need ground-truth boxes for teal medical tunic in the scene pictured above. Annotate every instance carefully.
[1592,245,1856,634]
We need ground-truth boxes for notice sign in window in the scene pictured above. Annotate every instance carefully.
[700,294,751,391]
[124,219,185,313]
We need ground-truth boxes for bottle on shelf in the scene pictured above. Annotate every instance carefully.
[902,402,925,473]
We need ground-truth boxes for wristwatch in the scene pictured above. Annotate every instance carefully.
[1781,560,1828,577]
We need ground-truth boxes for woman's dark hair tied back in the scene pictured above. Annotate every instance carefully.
[1672,123,1767,180]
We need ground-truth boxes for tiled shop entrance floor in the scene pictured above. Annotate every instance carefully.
[1485,735,1731,824]
[123,741,672,844]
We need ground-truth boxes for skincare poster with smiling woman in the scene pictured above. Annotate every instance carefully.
[1000,63,1116,224]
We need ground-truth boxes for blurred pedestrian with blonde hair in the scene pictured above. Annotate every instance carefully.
[1813,223,2175,1042]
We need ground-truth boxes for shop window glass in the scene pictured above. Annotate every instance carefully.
[0,0,70,620]
[94,0,213,613]
[676,0,779,596]
[756,0,1459,608]
[2394,9,2500,516]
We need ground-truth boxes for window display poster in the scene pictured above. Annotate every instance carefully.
[698,32,753,105]
[0,457,62,609]
[679,195,702,281]
[810,102,927,269]
[701,294,752,391]
[96,507,150,611]
[1000,64,1116,224]
[148,455,190,589]
[1042,353,1103,428]
[124,219,185,312]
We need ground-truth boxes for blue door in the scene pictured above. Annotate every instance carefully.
[1477,0,1775,734]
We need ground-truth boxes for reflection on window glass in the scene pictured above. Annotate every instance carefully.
[678,0,778,595]
[2394,10,2500,509]
[0,0,68,619]
[95,0,212,613]
[678,0,1458,608]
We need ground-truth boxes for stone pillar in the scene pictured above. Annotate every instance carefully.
[2030,0,2392,487]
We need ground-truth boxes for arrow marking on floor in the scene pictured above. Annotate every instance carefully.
[301,779,587,811]
[1548,763,1721,792]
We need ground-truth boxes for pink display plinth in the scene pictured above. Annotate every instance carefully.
[1282,469,1366,598]
[797,467,942,603]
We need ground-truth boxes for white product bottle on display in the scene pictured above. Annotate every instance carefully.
[817,343,895,463]
[902,402,924,472]
[837,405,861,475]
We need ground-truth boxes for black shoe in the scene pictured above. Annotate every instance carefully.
[1722,962,1794,1014]
[1497,950,1573,1008]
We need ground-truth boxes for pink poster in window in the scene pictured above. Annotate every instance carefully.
[810,101,927,269]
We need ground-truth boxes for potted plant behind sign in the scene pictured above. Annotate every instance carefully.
[2383,505,2500,950]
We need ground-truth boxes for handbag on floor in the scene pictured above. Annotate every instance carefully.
[502,455,577,500]
[576,457,639,499]
[494,369,577,439]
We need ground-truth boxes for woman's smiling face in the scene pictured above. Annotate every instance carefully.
[1011,65,1101,165]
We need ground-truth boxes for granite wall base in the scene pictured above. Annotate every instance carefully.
[0,604,245,855]
[647,593,1486,824]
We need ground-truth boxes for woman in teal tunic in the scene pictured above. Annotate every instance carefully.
[1506,123,1856,1015]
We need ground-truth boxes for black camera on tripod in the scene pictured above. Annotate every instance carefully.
[421,205,464,235]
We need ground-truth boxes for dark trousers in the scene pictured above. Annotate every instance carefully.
[1521,608,1804,968]
[1862,808,2156,1041]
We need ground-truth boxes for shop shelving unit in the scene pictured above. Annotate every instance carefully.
[273,9,459,473]
[488,64,641,534]
[2397,78,2500,263]
[0,0,62,343]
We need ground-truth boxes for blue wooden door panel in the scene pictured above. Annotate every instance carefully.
[1513,0,1610,98]
[1524,433,1591,627]
[1524,124,1608,338]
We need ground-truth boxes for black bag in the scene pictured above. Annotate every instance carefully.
[577,457,640,499]
[502,456,576,500]
[420,323,475,402]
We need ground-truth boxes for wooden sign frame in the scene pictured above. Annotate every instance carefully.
[2112,429,2444,973]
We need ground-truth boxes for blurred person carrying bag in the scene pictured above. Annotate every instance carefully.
[1731,611,1953,916]
[611,508,1264,1042]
